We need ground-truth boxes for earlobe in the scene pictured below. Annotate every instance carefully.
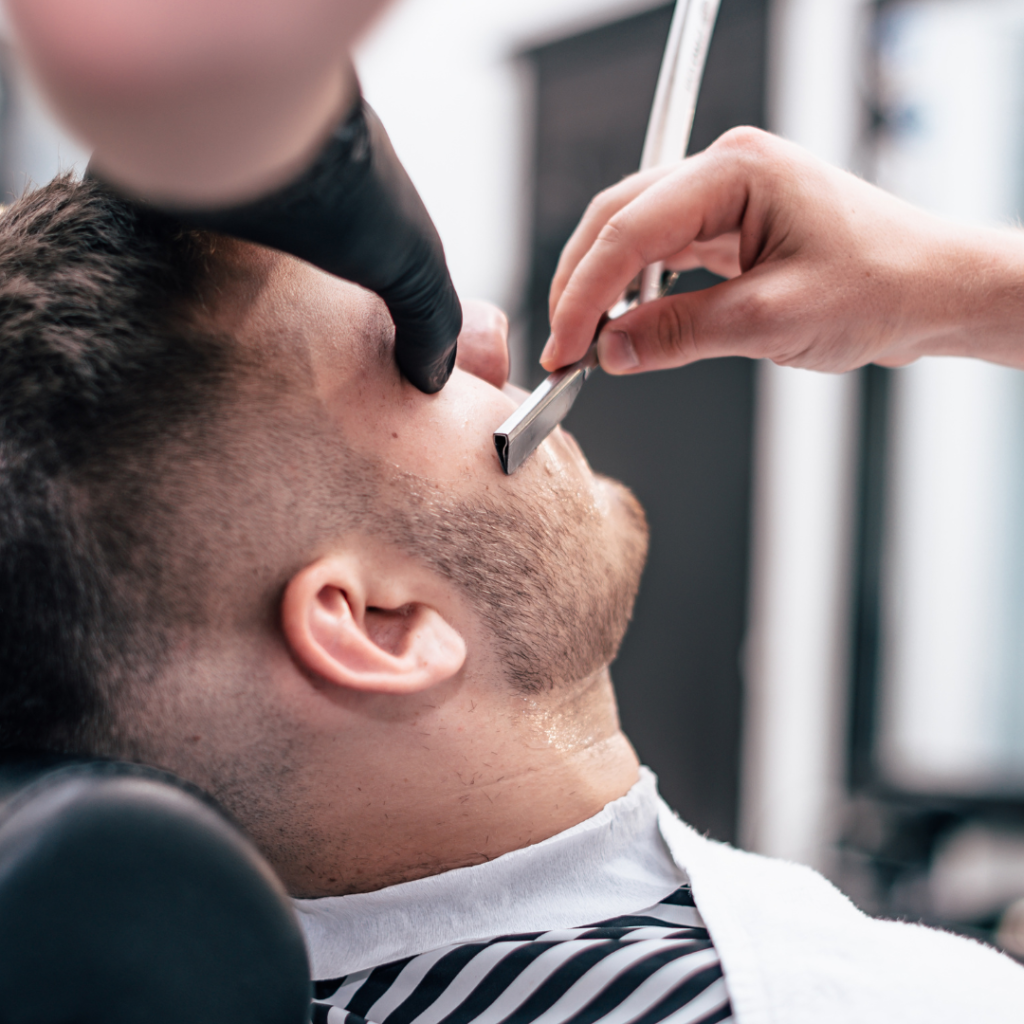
[281,556,466,694]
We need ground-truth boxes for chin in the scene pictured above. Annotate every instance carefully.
[597,475,650,561]
[596,472,641,513]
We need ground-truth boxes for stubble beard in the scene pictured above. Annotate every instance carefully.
[378,466,650,693]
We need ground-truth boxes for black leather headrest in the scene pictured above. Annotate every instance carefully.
[0,755,312,1024]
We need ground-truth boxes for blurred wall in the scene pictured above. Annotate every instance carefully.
[0,7,90,199]
[739,0,871,872]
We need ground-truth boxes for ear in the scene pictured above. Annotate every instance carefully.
[281,555,466,694]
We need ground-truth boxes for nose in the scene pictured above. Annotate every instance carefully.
[454,300,510,390]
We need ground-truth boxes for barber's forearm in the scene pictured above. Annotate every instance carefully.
[5,0,385,205]
[901,222,1024,371]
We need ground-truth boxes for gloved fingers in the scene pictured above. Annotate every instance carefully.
[94,89,463,395]
[352,103,461,393]
[374,220,462,394]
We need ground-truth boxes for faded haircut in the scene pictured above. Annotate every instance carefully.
[0,174,234,753]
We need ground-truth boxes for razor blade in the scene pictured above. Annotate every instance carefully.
[493,271,680,475]
[493,343,600,475]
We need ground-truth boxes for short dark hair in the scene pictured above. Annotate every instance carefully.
[0,175,232,752]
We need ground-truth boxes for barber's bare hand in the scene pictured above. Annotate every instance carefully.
[542,127,956,376]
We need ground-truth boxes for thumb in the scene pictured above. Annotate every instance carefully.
[596,278,759,374]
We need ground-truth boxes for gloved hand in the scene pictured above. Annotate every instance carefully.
[97,91,462,394]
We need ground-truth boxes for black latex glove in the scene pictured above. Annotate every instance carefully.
[97,94,462,394]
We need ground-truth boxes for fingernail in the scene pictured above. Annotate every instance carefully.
[540,337,556,366]
[597,329,639,373]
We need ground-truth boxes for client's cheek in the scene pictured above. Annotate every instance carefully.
[382,407,505,484]
[338,368,529,486]
[413,384,520,479]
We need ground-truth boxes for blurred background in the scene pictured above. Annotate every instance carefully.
[3,0,1024,958]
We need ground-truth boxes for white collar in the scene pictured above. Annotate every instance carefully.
[293,767,686,980]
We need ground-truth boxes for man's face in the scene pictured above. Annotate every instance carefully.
[230,249,649,691]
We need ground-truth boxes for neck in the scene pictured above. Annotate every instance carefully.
[273,668,640,898]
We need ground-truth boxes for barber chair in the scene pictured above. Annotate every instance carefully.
[0,755,311,1023]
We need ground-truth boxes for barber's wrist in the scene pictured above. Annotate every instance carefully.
[904,221,1024,369]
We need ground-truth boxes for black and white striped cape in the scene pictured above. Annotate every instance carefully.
[311,885,732,1024]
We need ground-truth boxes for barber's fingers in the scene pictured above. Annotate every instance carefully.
[543,142,757,371]
[455,299,510,389]
[549,167,672,320]
[594,264,831,374]
[547,173,740,317]
[664,233,743,279]
[594,277,751,373]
